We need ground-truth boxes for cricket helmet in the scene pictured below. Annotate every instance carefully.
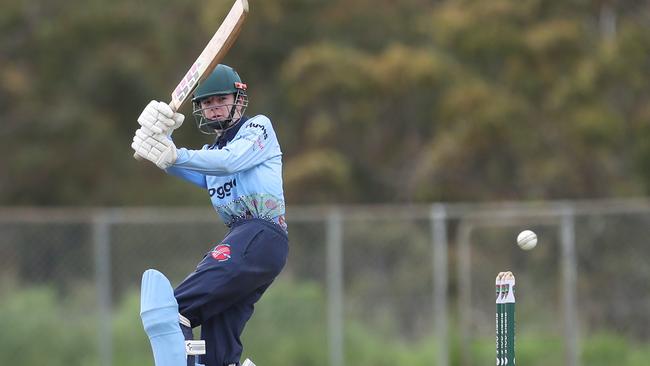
[192,64,249,134]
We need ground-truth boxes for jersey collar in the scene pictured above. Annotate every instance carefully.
[213,116,248,149]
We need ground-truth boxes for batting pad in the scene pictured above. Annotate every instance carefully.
[140,269,186,366]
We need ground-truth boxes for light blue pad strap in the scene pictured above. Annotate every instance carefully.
[140,269,186,366]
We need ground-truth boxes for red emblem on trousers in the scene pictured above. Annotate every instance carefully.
[211,244,231,262]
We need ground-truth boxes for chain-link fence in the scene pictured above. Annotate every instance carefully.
[1,200,649,366]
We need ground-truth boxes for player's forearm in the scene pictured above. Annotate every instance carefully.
[172,142,267,176]
[165,166,208,188]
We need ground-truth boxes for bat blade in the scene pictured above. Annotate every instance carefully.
[169,0,249,111]
[134,0,248,161]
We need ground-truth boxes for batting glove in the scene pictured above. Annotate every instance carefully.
[131,128,178,169]
[137,100,185,136]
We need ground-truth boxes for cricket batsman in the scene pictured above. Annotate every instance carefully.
[131,64,289,366]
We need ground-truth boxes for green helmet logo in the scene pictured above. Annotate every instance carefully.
[192,64,249,134]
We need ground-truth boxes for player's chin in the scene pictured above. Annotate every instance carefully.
[205,120,228,130]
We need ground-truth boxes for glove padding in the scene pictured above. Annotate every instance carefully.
[131,128,178,169]
[137,100,185,135]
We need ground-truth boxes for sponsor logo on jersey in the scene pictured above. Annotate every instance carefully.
[248,123,268,139]
[209,179,237,199]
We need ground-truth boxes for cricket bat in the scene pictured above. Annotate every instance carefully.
[135,0,249,160]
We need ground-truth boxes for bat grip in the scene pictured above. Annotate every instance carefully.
[134,100,180,162]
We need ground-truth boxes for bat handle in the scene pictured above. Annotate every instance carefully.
[168,99,182,112]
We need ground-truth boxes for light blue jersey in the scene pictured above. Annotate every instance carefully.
[166,115,287,232]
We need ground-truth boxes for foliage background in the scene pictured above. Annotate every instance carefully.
[2,1,650,365]
[2,0,649,206]
[2,281,650,366]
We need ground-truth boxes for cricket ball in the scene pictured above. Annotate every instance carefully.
[517,230,537,250]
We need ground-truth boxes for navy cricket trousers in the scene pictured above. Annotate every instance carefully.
[174,218,289,366]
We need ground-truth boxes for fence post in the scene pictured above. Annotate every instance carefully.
[560,205,580,366]
[457,221,473,366]
[431,204,449,366]
[93,211,113,366]
[327,208,344,366]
